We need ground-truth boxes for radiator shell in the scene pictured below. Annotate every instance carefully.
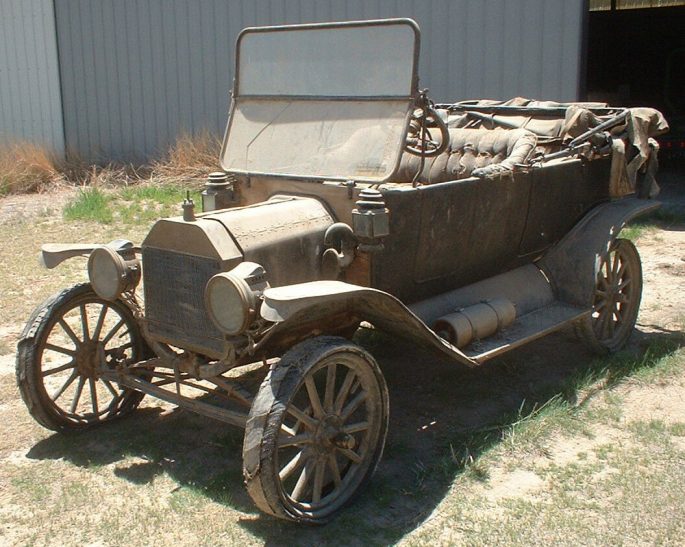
[141,196,334,358]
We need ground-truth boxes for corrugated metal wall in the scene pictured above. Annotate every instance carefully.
[53,0,585,162]
[0,0,64,155]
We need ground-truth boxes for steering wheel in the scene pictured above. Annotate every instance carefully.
[404,105,450,158]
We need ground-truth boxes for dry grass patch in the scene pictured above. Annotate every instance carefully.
[1,131,222,199]
[0,142,67,195]
[0,216,149,327]
[150,131,222,182]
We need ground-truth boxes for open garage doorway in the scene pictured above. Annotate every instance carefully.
[586,1,685,165]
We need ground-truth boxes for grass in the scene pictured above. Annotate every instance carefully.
[0,141,66,195]
[1,131,220,197]
[0,313,684,546]
[63,188,113,223]
[397,342,685,546]
[149,131,222,182]
[621,222,651,241]
[622,207,685,241]
[62,184,202,224]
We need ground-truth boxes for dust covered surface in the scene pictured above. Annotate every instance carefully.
[0,172,684,546]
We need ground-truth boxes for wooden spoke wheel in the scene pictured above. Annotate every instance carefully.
[16,283,148,431]
[243,336,389,524]
[576,238,643,354]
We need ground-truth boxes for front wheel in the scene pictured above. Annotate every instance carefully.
[16,283,148,431]
[243,336,389,524]
[575,238,643,354]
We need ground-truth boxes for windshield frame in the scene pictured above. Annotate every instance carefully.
[220,18,421,183]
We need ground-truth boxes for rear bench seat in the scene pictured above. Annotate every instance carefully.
[395,127,537,184]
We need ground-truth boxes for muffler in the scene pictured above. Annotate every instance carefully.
[433,298,516,348]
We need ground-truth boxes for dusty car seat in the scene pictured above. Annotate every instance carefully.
[395,127,537,184]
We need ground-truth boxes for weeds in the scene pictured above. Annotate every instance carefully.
[0,141,66,195]
[1,132,220,197]
[621,222,651,241]
[62,185,202,224]
[150,131,222,182]
[63,188,113,223]
[605,342,685,385]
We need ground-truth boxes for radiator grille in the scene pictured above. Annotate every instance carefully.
[143,247,225,357]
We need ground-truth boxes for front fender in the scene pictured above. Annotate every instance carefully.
[253,280,476,367]
[538,197,659,307]
[40,239,137,269]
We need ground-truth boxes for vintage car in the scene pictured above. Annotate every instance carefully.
[16,19,668,523]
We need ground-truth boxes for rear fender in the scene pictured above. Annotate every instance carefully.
[538,197,659,307]
[253,281,476,367]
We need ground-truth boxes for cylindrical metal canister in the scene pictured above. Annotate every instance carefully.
[433,298,516,348]
[202,172,235,212]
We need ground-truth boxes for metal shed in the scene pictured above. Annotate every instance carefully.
[0,0,586,162]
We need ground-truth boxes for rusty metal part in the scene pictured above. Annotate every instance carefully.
[233,176,362,224]
[87,245,141,301]
[206,196,334,287]
[343,251,371,287]
[207,376,254,408]
[434,298,516,348]
[205,261,268,335]
[464,303,588,363]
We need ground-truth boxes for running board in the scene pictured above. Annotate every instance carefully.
[462,302,590,363]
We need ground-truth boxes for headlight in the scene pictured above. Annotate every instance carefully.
[205,262,267,335]
[87,246,140,301]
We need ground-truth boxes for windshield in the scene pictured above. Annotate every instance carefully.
[221,19,419,182]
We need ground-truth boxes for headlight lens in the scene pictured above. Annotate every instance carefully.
[205,262,267,336]
[87,246,139,301]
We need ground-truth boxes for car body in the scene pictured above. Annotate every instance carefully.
[16,19,668,523]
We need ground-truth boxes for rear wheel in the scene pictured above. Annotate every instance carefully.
[16,284,148,431]
[243,336,389,524]
[575,238,643,354]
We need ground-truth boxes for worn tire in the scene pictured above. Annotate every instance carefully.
[243,336,389,524]
[16,283,148,431]
[575,238,643,354]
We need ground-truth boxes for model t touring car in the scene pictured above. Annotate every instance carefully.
[16,19,668,523]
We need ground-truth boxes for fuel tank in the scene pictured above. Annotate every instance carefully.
[141,196,334,358]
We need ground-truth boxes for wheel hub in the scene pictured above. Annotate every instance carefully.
[75,341,106,378]
[313,414,356,454]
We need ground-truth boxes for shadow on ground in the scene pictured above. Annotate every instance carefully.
[25,323,685,545]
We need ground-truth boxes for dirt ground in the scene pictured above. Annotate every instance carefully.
[0,173,684,545]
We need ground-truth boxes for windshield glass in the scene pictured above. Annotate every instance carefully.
[237,23,416,97]
[221,19,419,182]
